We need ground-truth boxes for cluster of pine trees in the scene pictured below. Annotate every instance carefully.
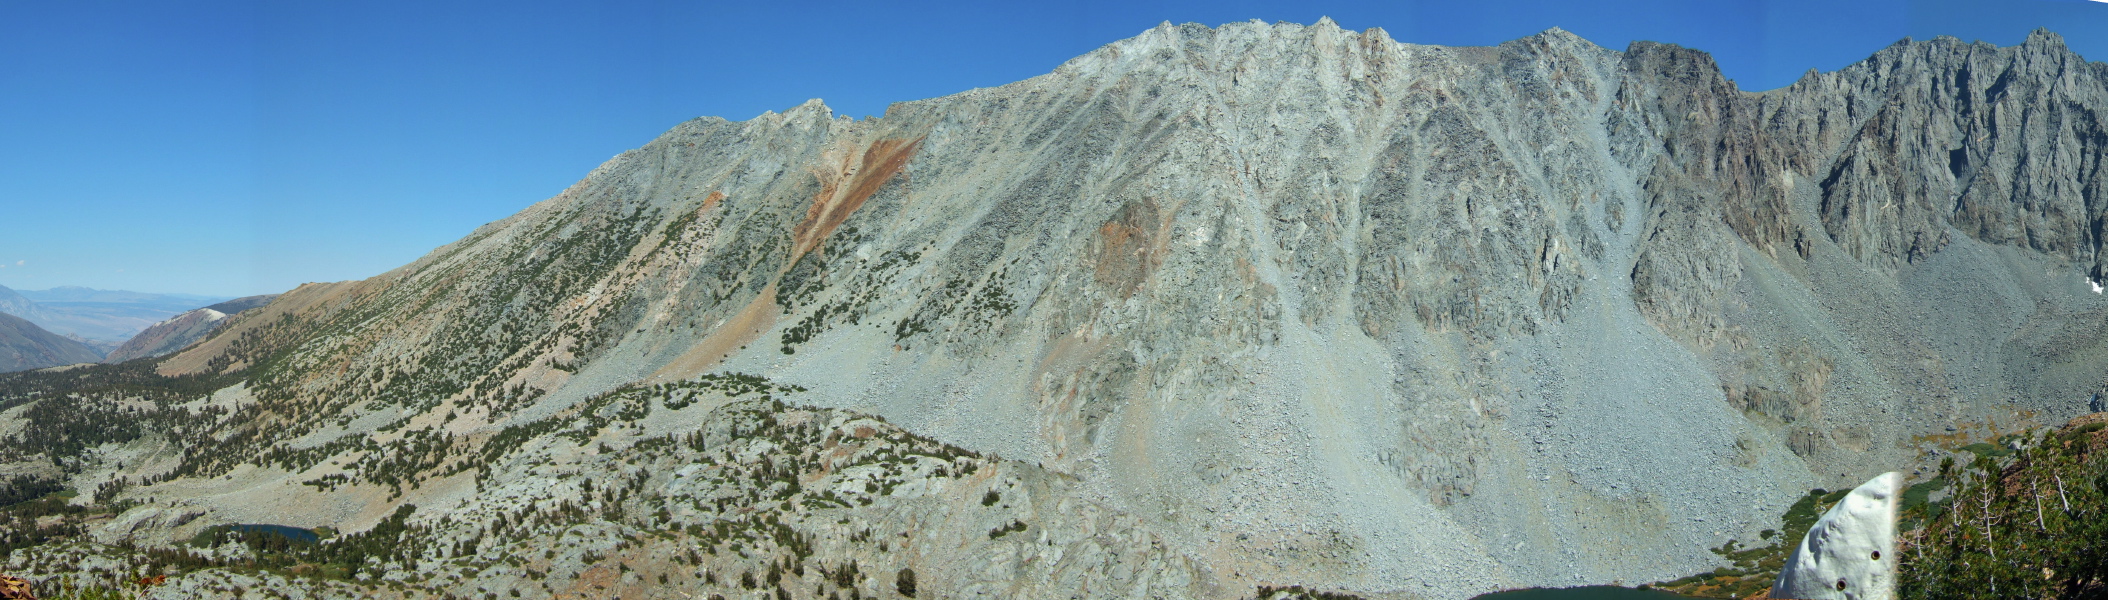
[1900,418,2108,598]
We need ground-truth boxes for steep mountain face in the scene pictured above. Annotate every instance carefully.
[105,295,280,363]
[4,20,2108,599]
[0,312,101,373]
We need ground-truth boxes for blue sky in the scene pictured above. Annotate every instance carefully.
[2,0,2105,297]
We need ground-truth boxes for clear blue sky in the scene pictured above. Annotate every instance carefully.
[3,0,2104,297]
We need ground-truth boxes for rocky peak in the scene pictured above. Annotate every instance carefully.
[1514,26,1600,53]
[2023,26,2070,53]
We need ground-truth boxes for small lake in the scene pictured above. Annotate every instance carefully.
[1471,586,1700,600]
[227,524,320,544]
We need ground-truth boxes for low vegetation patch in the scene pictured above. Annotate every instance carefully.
[1653,416,2108,599]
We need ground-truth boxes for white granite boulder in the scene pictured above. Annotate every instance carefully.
[1771,472,1902,600]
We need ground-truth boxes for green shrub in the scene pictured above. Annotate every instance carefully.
[896,567,917,597]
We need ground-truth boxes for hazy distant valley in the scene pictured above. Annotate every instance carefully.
[0,286,226,353]
[1,20,2106,599]
[0,285,284,374]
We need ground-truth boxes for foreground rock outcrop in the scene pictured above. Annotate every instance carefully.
[1,19,2107,599]
[1772,472,1900,600]
[4,393,1220,599]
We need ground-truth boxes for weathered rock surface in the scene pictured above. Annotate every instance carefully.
[1772,472,1900,600]
[3,19,2108,600]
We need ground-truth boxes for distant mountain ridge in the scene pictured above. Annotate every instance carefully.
[17,286,230,310]
[0,312,100,372]
[0,284,233,344]
[0,286,54,324]
[202,295,276,315]
[104,294,279,363]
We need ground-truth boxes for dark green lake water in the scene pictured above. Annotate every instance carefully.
[1470,586,1699,600]
[228,524,320,544]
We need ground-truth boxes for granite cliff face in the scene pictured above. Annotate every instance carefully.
[3,20,2108,599]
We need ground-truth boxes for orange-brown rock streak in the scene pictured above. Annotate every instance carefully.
[1090,198,1167,298]
[657,139,914,382]
[791,137,922,261]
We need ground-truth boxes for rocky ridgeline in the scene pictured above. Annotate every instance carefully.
[1,19,2106,599]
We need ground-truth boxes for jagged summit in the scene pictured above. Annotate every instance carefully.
[1512,25,1596,47]
[2025,26,2069,49]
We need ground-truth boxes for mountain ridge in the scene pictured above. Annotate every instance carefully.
[0,284,235,344]
[103,294,280,364]
[2,20,2106,599]
[0,312,101,373]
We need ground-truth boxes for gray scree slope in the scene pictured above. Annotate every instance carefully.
[49,20,2108,598]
